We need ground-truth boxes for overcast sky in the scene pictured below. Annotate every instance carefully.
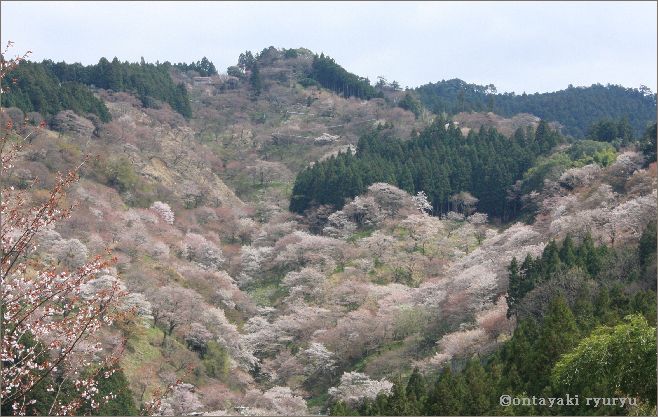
[2,1,656,93]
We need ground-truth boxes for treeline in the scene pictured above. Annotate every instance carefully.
[2,57,195,120]
[586,117,634,144]
[303,54,383,100]
[43,58,192,118]
[332,224,657,415]
[415,79,657,137]
[290,120,561,219]
[173,56,217,76]
[0,61,111,122]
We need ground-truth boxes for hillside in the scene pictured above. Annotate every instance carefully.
[415,79,657,137]
[2,46,657,416]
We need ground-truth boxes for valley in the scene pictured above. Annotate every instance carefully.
[2,45,656,416]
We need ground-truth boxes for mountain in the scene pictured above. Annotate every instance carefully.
[414,78,657,138]
[3,46,656,416]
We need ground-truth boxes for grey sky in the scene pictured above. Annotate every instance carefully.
[1,1,656,93]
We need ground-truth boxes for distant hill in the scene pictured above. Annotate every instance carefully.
[415,79,657,137]
[1,58,193,121]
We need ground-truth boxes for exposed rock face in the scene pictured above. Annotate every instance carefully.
[51,110,95,138]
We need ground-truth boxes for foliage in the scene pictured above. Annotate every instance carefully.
[173,57,217,76]
[202,341,231,380]
[308,54,383,100]
[103,157,139,193]
[351,228,657,416]
[80,368,139,416]
[1,60,111,122]
[505,231,649,316]
[290,120,561,219]
[397,93,423,119]
[3,57,194,119]
[552,314,657,406]
[415,79,656,137]
[516,140,616,195]
[1,43,128,415]
[250,63,263,97]
[640,122,657,165]
[586,117,634,144]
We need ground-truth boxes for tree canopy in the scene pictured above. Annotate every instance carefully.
[290,120,561,220]
[415,79,656,137]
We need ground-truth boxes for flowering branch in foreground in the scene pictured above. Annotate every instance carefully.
[1,42,125,416]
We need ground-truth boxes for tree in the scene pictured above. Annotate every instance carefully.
[405,367,427,414]
[328,372,393,408]
[412,191,433,214]
[552,314,656,406]
[249,63,263,97]
[1,42,126,415]
[532,296,579,392]
[450,191,479,215]
[157,383,202,416]
[638,220,656,272]
[238,50,256,72]
[149,286,202,340]
[150,201,175,225]
[398,93,422,119]
[180,232,224,270]
[427,368,463,415]
[640,122,657,165]
[197,56,217,76]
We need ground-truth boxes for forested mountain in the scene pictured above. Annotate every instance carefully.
[415,79,657,137]
[0,60,112,121]
[334,225,657,415]
[1,57,193,120]
[173,57,218,77]
[303,53,383,100]
[290,119,561,219]
[2,45,656,416]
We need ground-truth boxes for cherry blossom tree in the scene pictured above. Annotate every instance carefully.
[412,190,433,214]
[261,386,308,416]
[53,238,89,269]
[322,210,357,239]
[1,42,125,415]
[301,342,337,380]
[181,232,225,270]
[237,245,272,287]
[239,386,308,416]
[328,371,393,407]
[558,164,601,190]
[157,383,203,416]
[202,307,258,371]
[466,212,489,244]
[149,286,202,339]
[444,211,465,222]
[272,231,346,271]
[281,267,326,303]
[150,201,175,225]
[430,328,488,366]
[342,195,384,228]
[366,183,415,216]
[184,322,213,356]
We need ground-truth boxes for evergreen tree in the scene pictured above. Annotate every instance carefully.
[250,63,263,96]
[559,234,577,266]
[462,360,493,415]
[532,296,579,393]
[405,368,427,415]
[426,368,463,415]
